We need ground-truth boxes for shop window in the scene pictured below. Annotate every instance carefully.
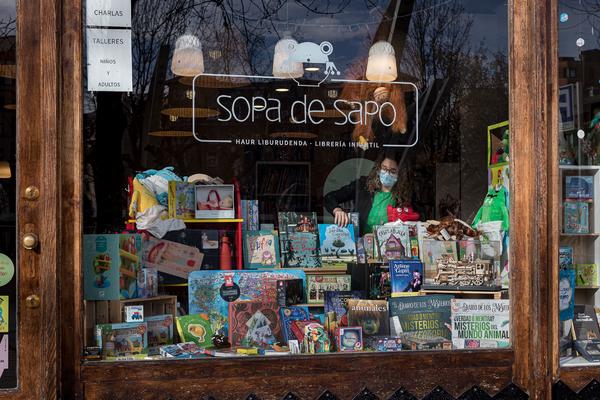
[82,0,509,362]
[558,0,600,367]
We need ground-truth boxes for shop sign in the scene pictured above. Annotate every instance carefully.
[86,28,133,92]
[86,0,131,28]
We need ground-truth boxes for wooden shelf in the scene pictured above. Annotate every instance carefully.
[127,218,243,224]
[575,286,600,290]
[559,165,600,171]
[560,233,600,237]
[421,289,507,300]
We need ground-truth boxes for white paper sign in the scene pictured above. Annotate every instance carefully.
[86,0,131,27]
[0,335,7,379]
[86,28,132,92]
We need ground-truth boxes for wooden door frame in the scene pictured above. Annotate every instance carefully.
[55,1,559,400]
[0,0,61,398]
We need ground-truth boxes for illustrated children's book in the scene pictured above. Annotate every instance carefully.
[0,296,7,333]
[241,200,260,231]
[282,232,321,268]
[142,235,203,279]
[176,313,226,349]
[324,291,365,326]
[374,224,411,261]
[559,246,573,270]
[168,181,195,219]
[95,322,148,359]
[228,300,283,347]
[346,299,389,337]
[306,274,352,304]
[559,269,576,321]
[302,322,331,353]
[279,306,310,344]
[146,314,174,354]
[160,342,205,359]
[390,260,423,297]
[388,295,453,340]
[450,299,510,349]
[243,230,281,269]
[318,224,357,265]
[188,270,306,334]
[576,264,599,287]
[565,175,594,200]
[564,201,590,234]
[278,212,318,238]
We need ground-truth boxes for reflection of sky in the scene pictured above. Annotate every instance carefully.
[559,0,600,58]
[0,0,15,19]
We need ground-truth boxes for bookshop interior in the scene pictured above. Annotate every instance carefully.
[81,0,514,362]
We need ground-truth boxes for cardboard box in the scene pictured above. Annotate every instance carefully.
[84,234,141,300]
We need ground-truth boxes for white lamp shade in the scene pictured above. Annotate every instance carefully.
[272,35,303,78]
[366,40,397,82]
[172,35,205,77]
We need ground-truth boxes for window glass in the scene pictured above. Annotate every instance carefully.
[558,0,600,367]
[83,0,509,361]
[0,0,16,388]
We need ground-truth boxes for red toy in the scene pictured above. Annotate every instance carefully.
[387,205,420,222]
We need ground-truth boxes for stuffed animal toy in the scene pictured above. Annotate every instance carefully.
[472,187,509,231]
[136,167,184,206]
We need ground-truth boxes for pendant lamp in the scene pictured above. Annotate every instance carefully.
[272,34,303,78]
[365,40,397,82]
[171,34,204,77]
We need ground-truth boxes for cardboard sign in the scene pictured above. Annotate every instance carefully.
[86,28,132,92]
[86,0,132,27]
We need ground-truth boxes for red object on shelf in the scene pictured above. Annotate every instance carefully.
[233,179,243,270]
[220,235,232,270]
[387,205,420,222]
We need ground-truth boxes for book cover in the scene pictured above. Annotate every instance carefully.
[306,274,352,304]
[564,201,590,234]
[324,291,365,325]
[388,295,453,339]
[168,181,195,219]
[241,200,260,231]
[278,212,318,238]
[390,260,424,297]
[243,230,281,269]
[559,269,576,321]
[145,314,174,354]
[374,224,411,261]
[559,246,573,270]
[188,270,306,333]
[573,304,600,340]
[565,175,594,200]
[176,313,225,349]
[450,299,510,349]
[279,306,310,343]
[95,322,148,358]
[228,300,283,347]
[363,233,376,262]
[318,224,357,265]
[282,232,321,268]
[346,299,389,337]
[576,264,599,287]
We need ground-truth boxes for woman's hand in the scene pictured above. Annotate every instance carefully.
[333,207,349,227]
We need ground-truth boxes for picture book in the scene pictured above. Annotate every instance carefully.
[282,232,321,268]
[374,224,411,261]
[388,295,453,340]
[356,237,366,264]
[241,200,260,231]
[450,299,510,349]
[160,342,205,359]
[324,291,365,325]
[559,246,573,270]
[302,322,331,353]
[279,306,310,343]
[0,296,7,333]
[559,269,576,321]
[306,274,352,304]
[95,322,148,359]
[362,234,376,262]
[576,264,599,287]
[195,184,235,219]
[188,270,306,334]
[168,181,195,219]
[564,201,590,234]
[145,314,174,354]
[346,299,389,337]
[573,304,600,340]
[318,224,357,265]
[142,235,203,279]
[228,300,283,347]
[175,313,224,349]
[336,326,363,352]
[278,212,318,238]
[390,260,423,297]
[565,175,594,200]
[243,230,281,269]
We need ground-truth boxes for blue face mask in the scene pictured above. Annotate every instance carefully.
[379,170,398,187]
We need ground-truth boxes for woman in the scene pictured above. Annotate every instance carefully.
[324,153,409,235]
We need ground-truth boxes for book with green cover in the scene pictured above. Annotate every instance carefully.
[576,264,599,287]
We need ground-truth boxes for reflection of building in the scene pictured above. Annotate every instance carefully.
[559,50,600,125]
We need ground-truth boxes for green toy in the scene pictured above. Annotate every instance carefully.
[472,186,509,231]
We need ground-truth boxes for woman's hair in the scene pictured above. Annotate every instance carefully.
[365,152,410,204]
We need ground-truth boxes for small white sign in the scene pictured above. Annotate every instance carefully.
[124,305,144,322]
[86,28,132,92]
[86,0,131,27]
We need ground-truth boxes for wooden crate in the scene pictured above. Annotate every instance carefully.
[83,295,178,347]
